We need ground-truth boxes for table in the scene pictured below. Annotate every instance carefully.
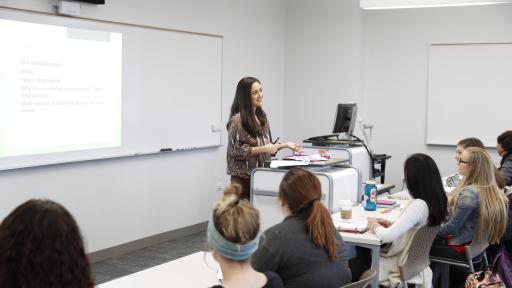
[98,251,220,288]
[333,199,407,288]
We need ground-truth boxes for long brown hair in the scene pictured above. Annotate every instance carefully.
[279,168,337,260]
[226,77,267,138]
[0,199,94,288]
[451,148,508,244]
[213,184,260,247]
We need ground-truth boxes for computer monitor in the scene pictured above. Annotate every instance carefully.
[332,103,357,136]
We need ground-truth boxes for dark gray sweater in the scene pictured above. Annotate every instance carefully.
[251,212,351,288]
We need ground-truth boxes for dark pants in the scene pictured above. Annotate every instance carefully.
[430,238,472,288]
[348,246,372,281]
[230,175,251,200]
[430,238,467,261]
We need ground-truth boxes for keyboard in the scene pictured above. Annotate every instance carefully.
[307,134,339,141]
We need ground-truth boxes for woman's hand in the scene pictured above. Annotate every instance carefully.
[367,217,381,231]
[264,143,279,154]
[448,195,456,210]
[281,142,302,153]
[377,218,393,228]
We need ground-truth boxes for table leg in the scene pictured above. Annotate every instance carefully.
[370,244,380,288]
[348,242,380,288]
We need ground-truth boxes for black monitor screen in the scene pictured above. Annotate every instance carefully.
[332,103,357,135]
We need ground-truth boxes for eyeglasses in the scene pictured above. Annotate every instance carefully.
[458,159,469,165]
[251,88,263,96]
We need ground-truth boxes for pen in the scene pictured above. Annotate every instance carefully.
[272,137,280,144]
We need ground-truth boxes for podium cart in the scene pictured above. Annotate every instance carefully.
[251,165,361,231]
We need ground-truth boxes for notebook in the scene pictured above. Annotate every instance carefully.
[376,199,399,208]
[335,220,369,233]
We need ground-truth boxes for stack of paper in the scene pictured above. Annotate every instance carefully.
[284,154,329,162]
[270,160,309,168]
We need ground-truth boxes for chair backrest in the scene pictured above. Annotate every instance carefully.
[399,225,441,281]
[341,269,376,288]
[465,229,490,260]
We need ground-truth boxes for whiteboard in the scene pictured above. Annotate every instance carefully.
[426,43,512,147]
[0,8,222,170]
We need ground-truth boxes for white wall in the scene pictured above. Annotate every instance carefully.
[2,0,509,255]
[362,4,512,187]
[0,0,286,253]
[283,0,364,143]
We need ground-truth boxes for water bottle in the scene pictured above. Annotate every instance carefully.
[364,179,377,211]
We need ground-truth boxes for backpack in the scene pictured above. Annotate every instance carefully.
[494,245,512,288]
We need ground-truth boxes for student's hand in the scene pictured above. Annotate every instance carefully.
[377,218,393,228]
[367,217,381,231]
[448,195,455,208]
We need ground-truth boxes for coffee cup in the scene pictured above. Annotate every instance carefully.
[340,200,353,220]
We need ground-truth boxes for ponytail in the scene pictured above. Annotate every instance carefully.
[307,200,337,260]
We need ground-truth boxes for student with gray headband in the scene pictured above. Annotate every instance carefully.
[207,184,283,288]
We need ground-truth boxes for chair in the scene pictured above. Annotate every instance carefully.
[430,230,490,288]
[341,268,376,288]
[398,225,441,287]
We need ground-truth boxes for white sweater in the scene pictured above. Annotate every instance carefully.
[374,199,429,243]
[374,199,431,288]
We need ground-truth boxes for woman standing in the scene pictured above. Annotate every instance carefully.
[227,77,301,199]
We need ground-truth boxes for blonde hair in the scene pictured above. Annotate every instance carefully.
[212,184,260,245]
[451,147,508,244]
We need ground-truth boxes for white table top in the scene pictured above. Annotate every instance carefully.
[98,251,220,288]
[333,199,409,245]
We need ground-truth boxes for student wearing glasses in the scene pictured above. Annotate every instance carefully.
[226,77,301,199]
[444,137,484,187]
[430,147,508,261]
[497,130,512,187]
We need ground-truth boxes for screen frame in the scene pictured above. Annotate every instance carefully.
[332,103,357,136]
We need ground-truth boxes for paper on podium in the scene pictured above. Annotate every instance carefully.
[284,154,329,161]
[270,160,309,168]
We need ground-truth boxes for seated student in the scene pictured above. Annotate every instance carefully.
[251,168,351,288]
[349,153,448,287]
[208,184,283,288]
[0,199,94,288]
[497,130,512,187]
[445,137,484,187]
[430,147,508,261]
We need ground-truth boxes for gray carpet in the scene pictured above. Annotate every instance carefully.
[93,231,207,284]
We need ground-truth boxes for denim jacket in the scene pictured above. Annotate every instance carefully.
[438,185,480,245]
